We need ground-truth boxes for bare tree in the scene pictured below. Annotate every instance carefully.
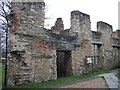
[0,0,11,25]
[0,0,11,51]
[0,0,11,86]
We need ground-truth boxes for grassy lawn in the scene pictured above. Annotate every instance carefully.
[4,68,109,89]
[116,73,120,79]
[0,63,5,86]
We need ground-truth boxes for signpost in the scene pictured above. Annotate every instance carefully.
[84,56,93,74]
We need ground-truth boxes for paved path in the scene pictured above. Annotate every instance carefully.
[51,69,120,89]
[0,86,2,90]
[99,69,120,90]
[110,69,119,75]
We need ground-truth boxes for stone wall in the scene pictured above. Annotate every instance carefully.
[112,47,120,68]
[7,48,57,85]
[7,1,120,86]
[71,40,93,75]
[91,31,102,43]
[31,48,57,83]
[112,30,120,38]
[10,1,45,37]
[7,1,57,85]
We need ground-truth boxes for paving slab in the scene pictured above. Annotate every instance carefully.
[99,73,119,89]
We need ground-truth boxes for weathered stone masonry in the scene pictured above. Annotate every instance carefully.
[7,1,57,85]
[7,0,120,85]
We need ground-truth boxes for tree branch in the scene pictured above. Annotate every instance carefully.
[0,18,7,24]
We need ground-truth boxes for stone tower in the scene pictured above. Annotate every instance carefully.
[70,10,93,75]
[7,0,57,85]
[70,10,91,42]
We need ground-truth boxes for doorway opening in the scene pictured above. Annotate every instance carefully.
[56,50,72,77]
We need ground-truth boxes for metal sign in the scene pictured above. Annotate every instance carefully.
[87,57,92,64]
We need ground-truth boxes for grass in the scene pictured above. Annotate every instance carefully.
[0,63,5,86]
[116,73,120,79]
[4,68,109,89]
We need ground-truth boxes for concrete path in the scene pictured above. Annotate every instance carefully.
[98,69,120,90]
[0,86,2,90]
[51,69,120,89]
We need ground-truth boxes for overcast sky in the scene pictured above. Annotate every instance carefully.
[44,0,119,31]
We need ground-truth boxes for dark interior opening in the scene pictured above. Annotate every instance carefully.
[56,50,72,77]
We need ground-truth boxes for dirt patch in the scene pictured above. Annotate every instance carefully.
[60,77,109,88]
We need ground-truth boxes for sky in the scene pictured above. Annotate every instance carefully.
[44,0,119,31]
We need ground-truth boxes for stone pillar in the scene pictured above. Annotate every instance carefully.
[70,10,91,42]
[97,21,113,50]
[70,11,81,35]
[51,17,64,34]
[97,21,113,69]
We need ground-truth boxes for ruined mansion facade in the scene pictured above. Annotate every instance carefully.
[7,1,120,85]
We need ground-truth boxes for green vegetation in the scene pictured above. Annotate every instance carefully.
[116,73,120,79]
[0,63,5,86]
[4,69,109,89]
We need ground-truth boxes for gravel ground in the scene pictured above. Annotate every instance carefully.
[60,77,109,88]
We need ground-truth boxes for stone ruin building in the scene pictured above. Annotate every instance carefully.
[7,0,120,85]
